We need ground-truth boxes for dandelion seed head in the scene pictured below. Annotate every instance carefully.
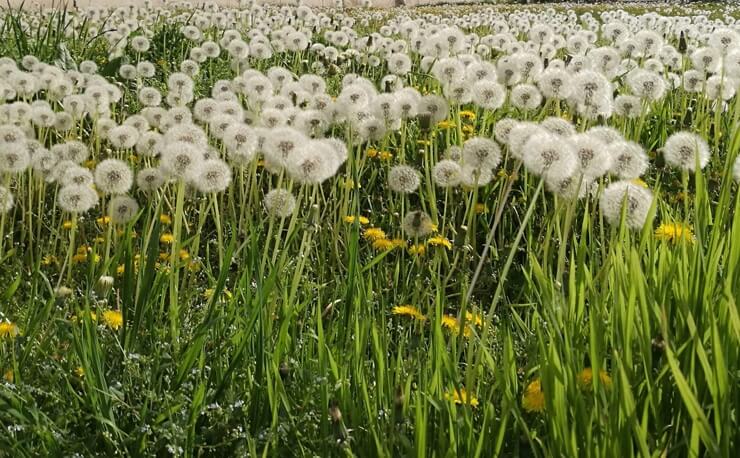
[388,165,421,194]
[264,188,296,218]
[600,180,654,230]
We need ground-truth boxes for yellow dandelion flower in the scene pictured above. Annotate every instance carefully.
[96,215,111,226]
[158,252,170,261]
[116,264,125,276]
[41,255,58,266]
[373,238,395,251]
[93,236,106,244]
[474,203,488,214]
[72,253,89,263]
[342,178,361,189]
[160,233,175,244]
[408,243,426,256]
[416,140,432,146]
[378,151,393,161]
[83,159,97,169]
[459,110,476,121]
[74,366,85,377]
[437,120,456,129]
[655,223,695,244]
[576,368,613,391]
[179,249,190,261]
[62,220,75,230]
[427,236,452,250]
[3,369,13,383]
[344,215,370,225]
[203,288,215,300]
[522,379,545,413]
[159,214,172,225]
[441,314,473,336]
[187,261,201,272]
[461,125,474,135]
[366,148,378,158]
[465,311,483,328]
[391,238,407,248]
[0,322,20,340]
[631,178,648,188]
[391,305,427,321]
[101,310,123,330]
[363,227,386,241]
[445,387,479,407]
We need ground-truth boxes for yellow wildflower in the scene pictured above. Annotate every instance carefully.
[408,243,426,256]
[437,120,456,129]
[391,305,427,322]
[160,233,175,244]
[391,238,407,248]
[116,264,125,276]
[522,379,545,413]
[0,322,20,340]
[72,253,89,263]
[62,220,75,230]
[41,255,58,266]
[83,159,97,169]
[474,203,488,214]
[366,148,378,158]
[3,369,13,383]
[416,140,432,146]
[344,215,370,225]
[96,215,111,226]
[372,238,395,251]
[159,214,172,225]
[459,110,476,120]
[445,387,479,407]
[74,366,85,377]
[577,368,613,391]
[631,178,648,188]
[342,178,361,189]
[427,236,452,250]
[378,151,393,161]
[655,223,694,244]
[94,236,106,244]
[101,310,123,330]
[461,125,474,135]
[179,249,190,261]
[363,227,386,241]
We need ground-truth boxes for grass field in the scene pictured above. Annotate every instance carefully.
[0,1,739,456]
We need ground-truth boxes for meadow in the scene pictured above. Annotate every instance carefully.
[0,1,739,456]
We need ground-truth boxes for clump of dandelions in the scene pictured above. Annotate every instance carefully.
[109,195,139,225]
[264,189,296,218]
[95,159,133,194]
[388,165,421,193]
[599,181,654,230]
[402,211,435,238]
[662,132,710,171]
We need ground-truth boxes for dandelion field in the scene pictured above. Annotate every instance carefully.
[1,0,740,456]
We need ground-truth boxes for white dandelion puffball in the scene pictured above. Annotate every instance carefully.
[109,195,140,225]
[433,160,462,188]
[265,189,296,218]
[95,159,134,195]
[57,184,98,213]
[662,132,710,171]
[388,165,421,194]
[136,167,166,192]
[0,186,14,213]
[607,141,649,179]
[402,210,435,238]
[191,159,232,193]
[600,181,654,230]
[462,137,502,170]
[522,133,577,181]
